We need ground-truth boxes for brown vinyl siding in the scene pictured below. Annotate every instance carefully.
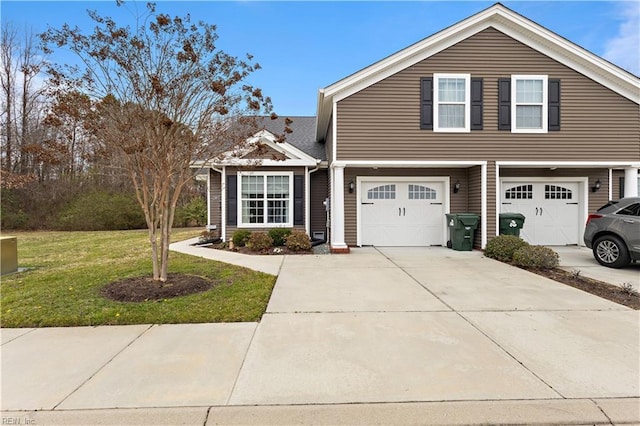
[241,145,286,160]
[612,170,624,198]
[209,169,222,237]
[343,167,468,246]
[468,165,483,248]
[310,169,329,239]
[224,166,306,239]
[336,28,639,162]
[500,167,609,213]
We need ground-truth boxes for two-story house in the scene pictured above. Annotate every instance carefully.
[199,3,640,252]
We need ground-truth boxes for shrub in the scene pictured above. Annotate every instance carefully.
[247,232,274,251]
[198,230,220,244]
[174,197,207,227]
[56,191,146,231]
[285,230,312,252]
[268,228,292,246]
[512,245,559,270]
[484,235,530,262]
[232,229,251,247]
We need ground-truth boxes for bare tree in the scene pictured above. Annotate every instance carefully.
[41,2,274,281]
[1,24,47,176]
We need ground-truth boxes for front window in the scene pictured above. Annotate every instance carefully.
[512,75,548,133]
[239,172,292,227]
[434,73,470,132]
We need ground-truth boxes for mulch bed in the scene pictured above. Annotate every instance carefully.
[527,267,640,310]
[101,273,215,302]
[208,242,313,255]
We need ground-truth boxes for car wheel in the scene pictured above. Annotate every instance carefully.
[593,235,631,268]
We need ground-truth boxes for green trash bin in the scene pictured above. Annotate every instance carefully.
[499,213,526,237]
[446,213,479,251]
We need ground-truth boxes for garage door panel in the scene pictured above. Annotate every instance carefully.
[361,180,445,246]
[501,181,581,245]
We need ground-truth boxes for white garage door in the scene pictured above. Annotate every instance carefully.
[361,180,445,246]
[501,181,581,245]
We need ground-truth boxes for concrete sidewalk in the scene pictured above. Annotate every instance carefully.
[2,246,639,425]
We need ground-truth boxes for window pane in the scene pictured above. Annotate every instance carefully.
[241,175,263,199]
[438,104,465,128]
[267,175,289,199]
[516,79,543,103]
[367,184,396,200]
[242,200,264,223]
[516,105,542,129]
[438,78,465,102]
[267,200,289,223]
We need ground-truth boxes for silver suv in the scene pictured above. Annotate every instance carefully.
[584,197,640,268]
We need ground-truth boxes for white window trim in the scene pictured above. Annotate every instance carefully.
[237,171,294,228]
[434,73,471,133]
[511,74,548,134]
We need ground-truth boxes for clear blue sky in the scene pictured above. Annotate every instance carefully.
[2,1,638,116]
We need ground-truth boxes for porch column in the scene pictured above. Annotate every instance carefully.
[624,167,638,197]
[331,165,348,251]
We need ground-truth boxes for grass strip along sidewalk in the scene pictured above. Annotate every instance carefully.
[1,229,276,328]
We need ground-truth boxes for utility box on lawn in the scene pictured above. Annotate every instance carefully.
[446,213,479,251]
[1,236,18,275]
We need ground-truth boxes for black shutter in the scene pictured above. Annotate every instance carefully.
[620,177,625,198]
[498,78,511,130]
[420,77,433,130]
[227,175,237,225]
[470,78,483,130]
[548,79,561,131]
[294,175,304,225]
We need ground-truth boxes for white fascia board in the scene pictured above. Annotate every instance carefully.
[332,160,487,168]
[220,158,318,167]
[497,161,640,168]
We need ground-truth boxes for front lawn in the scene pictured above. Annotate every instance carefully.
[0,229,276,328]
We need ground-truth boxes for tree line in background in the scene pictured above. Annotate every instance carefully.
[0,19,221,232]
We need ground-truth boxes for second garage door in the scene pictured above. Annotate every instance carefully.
[501,181,582,245]
[360,180,446,246]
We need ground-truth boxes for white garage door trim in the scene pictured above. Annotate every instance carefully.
[356,176,450,247]
[499,177,588,246]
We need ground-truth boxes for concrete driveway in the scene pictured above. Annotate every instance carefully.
[554,245,640,292]
[2,246,639,425]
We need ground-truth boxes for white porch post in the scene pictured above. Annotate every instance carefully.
[331,165,348,250]
[624,167,639,197]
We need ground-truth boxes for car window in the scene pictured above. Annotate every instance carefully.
[616,203,640,216]
[597,201,618,212]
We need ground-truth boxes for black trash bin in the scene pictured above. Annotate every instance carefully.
[499,213,526,237]
[446,213,480,251]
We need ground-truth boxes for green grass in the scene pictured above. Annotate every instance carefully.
[0,229,276,328]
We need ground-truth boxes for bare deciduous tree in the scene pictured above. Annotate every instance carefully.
[41,2,274,281]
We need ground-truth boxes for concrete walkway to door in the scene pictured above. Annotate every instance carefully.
[2,246,638,425]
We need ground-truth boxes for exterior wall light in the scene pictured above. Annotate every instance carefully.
[453,181,461,193]
[592,179,601,192]
[348,180,355,193]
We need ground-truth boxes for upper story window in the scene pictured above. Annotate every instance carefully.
[238,172,293,227]
[434,73,470,132]
[511,75,548,133]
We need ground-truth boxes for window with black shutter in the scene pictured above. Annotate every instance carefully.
[420,77,433,130]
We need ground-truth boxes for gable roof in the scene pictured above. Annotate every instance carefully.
[315,2,640,141]
[258,116,325,160]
